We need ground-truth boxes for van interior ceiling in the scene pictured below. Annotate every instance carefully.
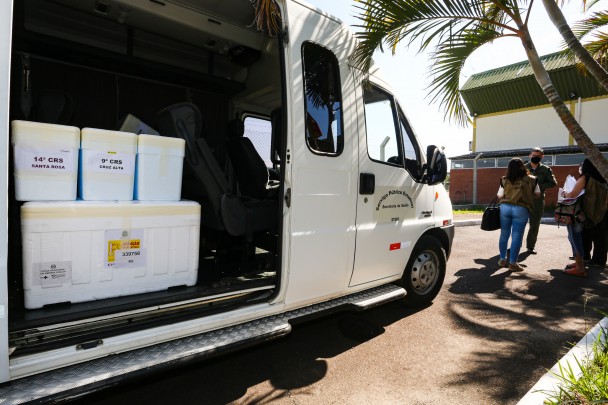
[7,0,284,355]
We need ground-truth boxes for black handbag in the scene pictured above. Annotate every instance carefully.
[481,197,501,231]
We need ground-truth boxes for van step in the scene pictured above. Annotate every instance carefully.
[0,284,405,404]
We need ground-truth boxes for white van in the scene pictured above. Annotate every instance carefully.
[0,0,453,401]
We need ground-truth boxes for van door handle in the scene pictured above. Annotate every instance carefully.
[284,188,291,207]
[359,173,375,195]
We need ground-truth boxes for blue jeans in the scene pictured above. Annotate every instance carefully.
[567,222,584,257]
[499,203,530,264]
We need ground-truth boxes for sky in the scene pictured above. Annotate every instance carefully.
[304,0,607,160]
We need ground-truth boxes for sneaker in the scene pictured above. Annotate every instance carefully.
[509,263,525,272]
[527,248,537,254]
[498,259,507,268]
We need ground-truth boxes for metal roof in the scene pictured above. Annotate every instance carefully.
[450,143,608,160]
[460,52,607,116]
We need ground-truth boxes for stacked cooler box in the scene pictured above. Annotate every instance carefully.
[11,120,197,309]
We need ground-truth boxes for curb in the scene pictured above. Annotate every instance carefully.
[454,220,481,227]
[517,317,608,404]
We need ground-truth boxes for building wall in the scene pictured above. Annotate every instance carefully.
[450,165,581,207]
[475,107,567,151]
[474,96,608,152]
[579,97,608,138]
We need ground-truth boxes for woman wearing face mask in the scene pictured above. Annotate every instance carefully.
[563,159,608,275]
[497,158,541,272]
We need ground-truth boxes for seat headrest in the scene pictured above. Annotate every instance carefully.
[226,119,245,139]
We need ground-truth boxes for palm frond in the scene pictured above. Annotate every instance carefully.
[571,11,608,65]
[352,0,501,71]
[253,0,281,36]
[427,26,504,125]
[351,0,513,125]
[583,32,608,67]
[584,0,603,11]
[572,11,608,41]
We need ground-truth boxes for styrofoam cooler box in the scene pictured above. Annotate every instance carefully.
[80,128,137,200]
[11,120,80,201]
[135,134,185,201]
[21,200,201,309]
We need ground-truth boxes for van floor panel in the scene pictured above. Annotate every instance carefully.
[9,277,275,331]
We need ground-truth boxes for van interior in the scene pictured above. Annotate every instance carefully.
[8,0,284,356]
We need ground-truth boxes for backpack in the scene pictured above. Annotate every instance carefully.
[554,197,586,226]
[582,177,608,226]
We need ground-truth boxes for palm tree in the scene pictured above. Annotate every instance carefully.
[542,0,608,91]
[351,0,608,181]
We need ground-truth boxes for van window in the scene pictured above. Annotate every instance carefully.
[363,86,401,166]
[243,116,272,167]
[301,42,344,156]
[397,106,423,180]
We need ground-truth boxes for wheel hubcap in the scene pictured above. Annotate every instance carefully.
[410,251,439,295]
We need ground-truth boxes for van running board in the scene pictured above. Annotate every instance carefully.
[0,283,405,404]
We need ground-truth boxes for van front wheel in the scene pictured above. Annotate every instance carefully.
[400,235,446,307]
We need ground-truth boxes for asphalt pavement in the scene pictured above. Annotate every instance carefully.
[77,216,608,405]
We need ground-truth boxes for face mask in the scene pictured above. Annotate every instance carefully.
[530,156,541,164]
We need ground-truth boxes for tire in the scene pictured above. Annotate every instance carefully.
[400,235,446,307]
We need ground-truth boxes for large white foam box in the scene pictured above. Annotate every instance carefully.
[135,134,185,201]
[11,120,80,201]
[21,200,201,309]
[80,128,137,200]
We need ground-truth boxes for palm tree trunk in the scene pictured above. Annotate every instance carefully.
[519,26,608,182]
[542,0,608,92]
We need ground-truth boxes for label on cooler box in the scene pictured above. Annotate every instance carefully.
[34,261,72,286]
[14,147,74,173]
[105,229,146,269]
[87,152,134,174]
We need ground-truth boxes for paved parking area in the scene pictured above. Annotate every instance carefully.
[81,223,608,405]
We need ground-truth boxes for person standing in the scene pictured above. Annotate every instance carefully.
[497,158,541,272]
[581,160,608,268]
[583,211,608,268]
[524,147,557,254]
[561,158,608,276]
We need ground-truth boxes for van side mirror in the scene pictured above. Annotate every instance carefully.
[425,145,447,185]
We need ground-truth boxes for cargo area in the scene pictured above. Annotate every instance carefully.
[7,0,284,356]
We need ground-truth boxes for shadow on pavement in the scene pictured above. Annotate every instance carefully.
[444,251,608,402]
[78,302,425,405]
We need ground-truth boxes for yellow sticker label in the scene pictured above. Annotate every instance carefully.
[105,229,145,269]
[107,239,141,263]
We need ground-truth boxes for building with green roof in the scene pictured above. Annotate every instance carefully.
[449,52,608,206]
